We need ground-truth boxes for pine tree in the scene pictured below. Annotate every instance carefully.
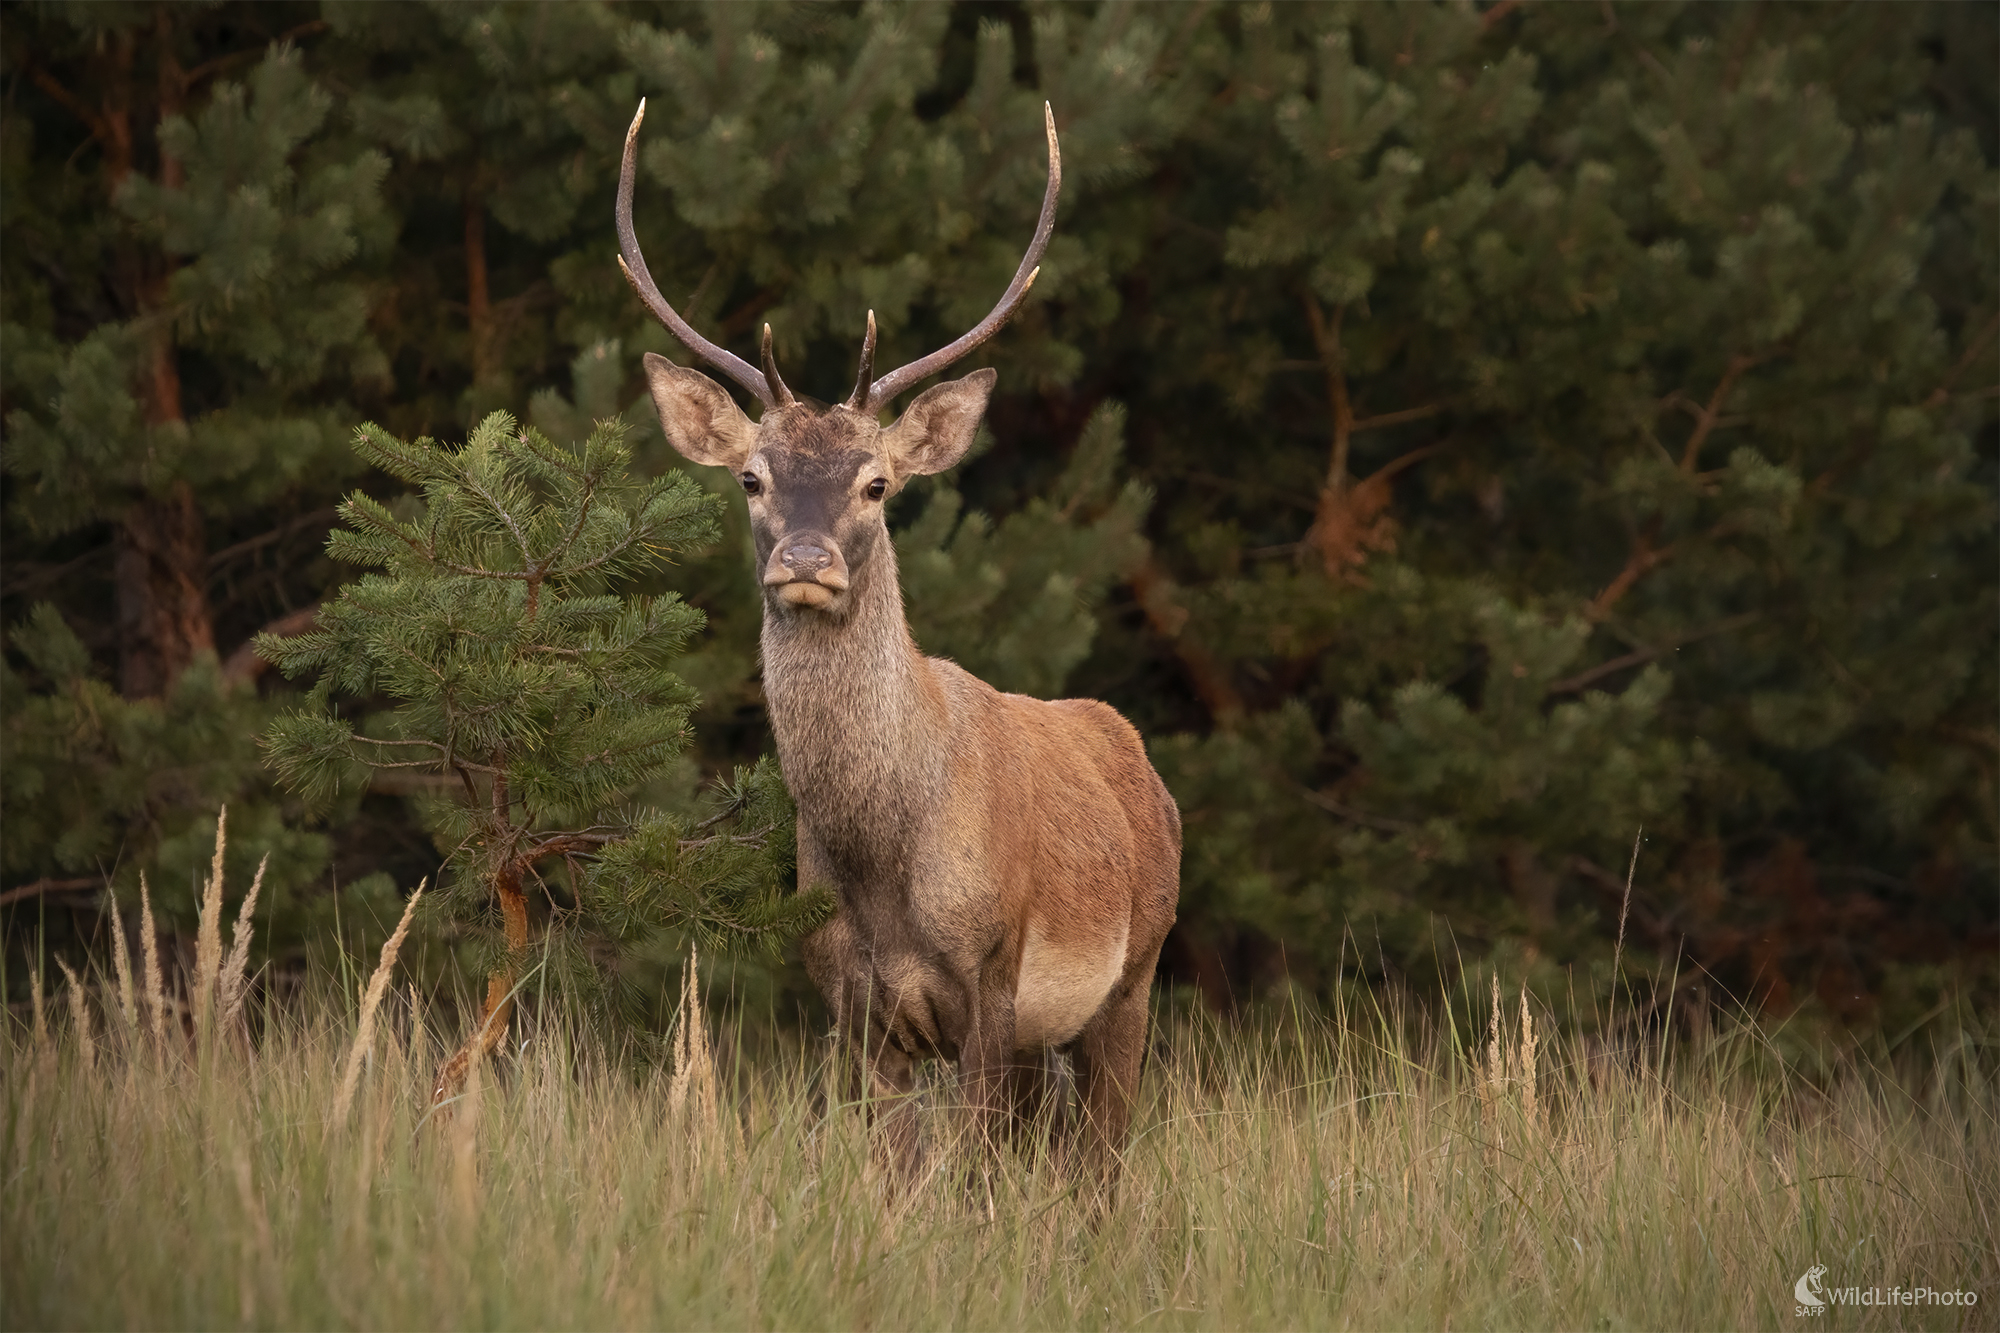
[3,14,398,960]
[260,410,827,1089]
[896,401,1151,696]
[320,0,637,424]
[7,2,1988,1040]
[1101,3,1996,1028]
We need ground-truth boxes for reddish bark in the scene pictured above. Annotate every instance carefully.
[465,188,494,384]
[428,858,534,1110]
[116,482,213,698]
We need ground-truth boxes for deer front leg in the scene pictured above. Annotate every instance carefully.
[860,1023,922,1184]
[802,916,925,1183]
[957,964,1018,1156]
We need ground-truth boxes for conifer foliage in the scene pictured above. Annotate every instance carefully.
[260,412,826,1083]
[3,13,397,956]
[5,2,1992,1039]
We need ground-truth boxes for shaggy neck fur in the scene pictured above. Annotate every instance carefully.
[759,529,944,874]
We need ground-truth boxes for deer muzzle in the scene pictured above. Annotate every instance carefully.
[765,537,851,609]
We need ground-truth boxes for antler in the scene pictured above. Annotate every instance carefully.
[760,324,795,407]
[845,310,878,411]
[616,99,783,410]
[854,102,1062,415]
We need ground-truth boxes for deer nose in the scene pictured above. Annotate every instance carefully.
[782,543,832,577]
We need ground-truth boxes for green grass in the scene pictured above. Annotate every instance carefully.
[4,956,1994,1331]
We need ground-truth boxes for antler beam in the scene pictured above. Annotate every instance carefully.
[857,103,1062,415]
[616,99,780,410]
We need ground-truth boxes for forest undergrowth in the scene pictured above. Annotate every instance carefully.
[4,825,1995,1331]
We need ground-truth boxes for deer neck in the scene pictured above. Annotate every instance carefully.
[759,537,944,842]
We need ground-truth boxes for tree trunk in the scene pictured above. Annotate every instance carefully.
[464,186,495,386]
[96,15,213,701]
[429,858,532,1110]
[116,480,214,698]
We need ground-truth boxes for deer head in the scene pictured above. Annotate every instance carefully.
[616,100,1060,616]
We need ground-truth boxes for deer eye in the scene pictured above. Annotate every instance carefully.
[740,473,761,495]
[866,477,888,501]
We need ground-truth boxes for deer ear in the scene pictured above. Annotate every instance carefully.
[879,369,995,477]
[642,352,758,470]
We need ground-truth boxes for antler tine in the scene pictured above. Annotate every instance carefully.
[843,310,878,411]
[760,324,795,406]
[862,103,1062,415]
[615,99,777,410]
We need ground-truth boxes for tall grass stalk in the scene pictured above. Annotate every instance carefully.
[138,871,165,1049]
[191,805,228,1044]
[108,895,137,1035]
[217,853,269,1040]
[5,972,1992,1329]
[330,882,424,1125]
[53,955,93,1073]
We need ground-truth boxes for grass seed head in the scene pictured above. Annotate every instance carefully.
[1518,983,1539,1132]
[55,956,93,1072]
[193,806,228,1047]
[218,853,269,1041]
[332,882,425,1125]
[140,871,168,1050]
[669,945,718,1137]
[109,895,137,1035]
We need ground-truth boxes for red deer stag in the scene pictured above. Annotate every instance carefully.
[616,100,1179,1186]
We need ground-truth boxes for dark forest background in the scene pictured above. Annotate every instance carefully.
[4,1,1994,1045]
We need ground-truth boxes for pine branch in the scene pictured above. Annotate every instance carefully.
[536,459,605,575]
[1301,788,1421,834]
[1924,309,2000,409]
[0,545,113,599]
[1128,557,1244,724]
[225,605,320,684]
[1678,354,1759,474]
[1302,293,1352,489]
[178,21,329,88]
[1480,0,1527,35]
[1349,403,1445,434]
[457,453,537,572]
[1585,519,1668,622]
[0,877,101,908]
[1546,613,1761,696]
[207,508,341,573]
[26,66,110,142]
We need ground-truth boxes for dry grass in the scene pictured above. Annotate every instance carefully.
[331,881,424,1125]
[5,812,1993,1328]
[5,947,1994,1331]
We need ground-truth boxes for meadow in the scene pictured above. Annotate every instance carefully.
[5,927,1994,1331]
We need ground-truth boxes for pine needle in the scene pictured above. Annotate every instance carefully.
[332,883,425,1124]
[193,806,228,1045]
[218,853,269,1040]
[140,873,167,1050]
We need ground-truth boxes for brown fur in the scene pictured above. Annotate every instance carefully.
[644,355,1180,1187]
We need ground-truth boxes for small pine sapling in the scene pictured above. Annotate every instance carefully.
[260,411,830,1103]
